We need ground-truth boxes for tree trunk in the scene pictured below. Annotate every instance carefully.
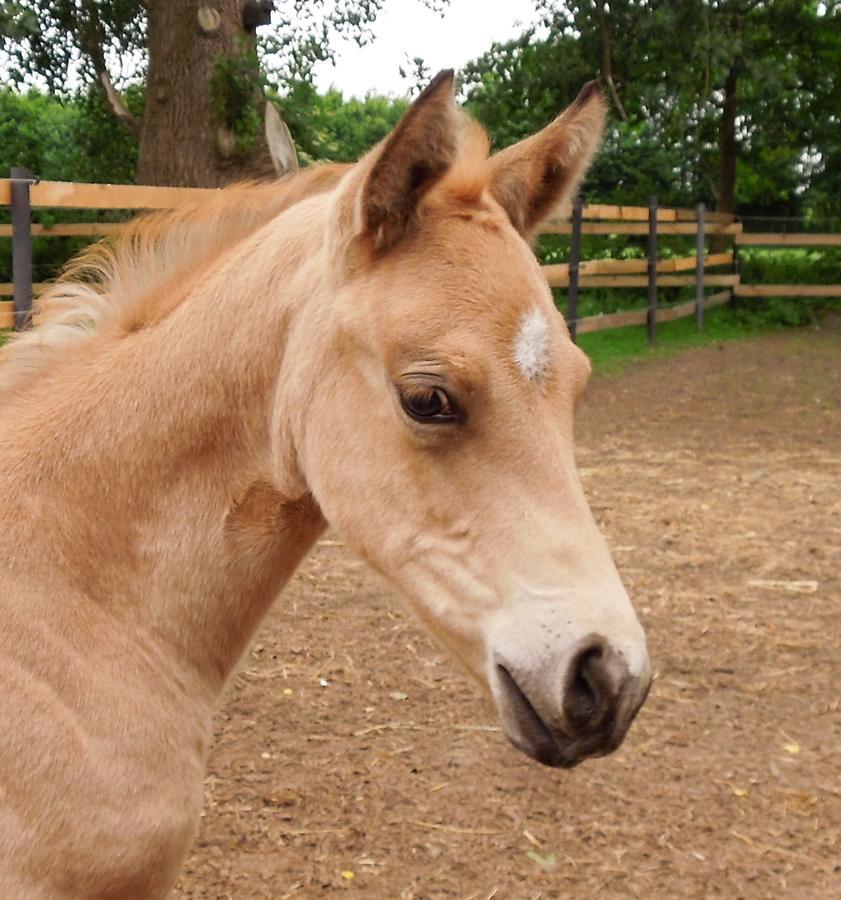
[138,0,274,187]
[717,66,738,216]
[712,65,738,251]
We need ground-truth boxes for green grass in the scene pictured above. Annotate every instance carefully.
[576,304,780,375]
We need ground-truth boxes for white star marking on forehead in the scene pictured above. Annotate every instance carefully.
[513,308,550,381]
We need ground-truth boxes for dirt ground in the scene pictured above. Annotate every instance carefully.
[174,318,840,899]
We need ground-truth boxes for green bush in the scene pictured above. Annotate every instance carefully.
[733,247,841,327]
[1,87,141,285]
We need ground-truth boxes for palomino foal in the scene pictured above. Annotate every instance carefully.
[0,73,650,897]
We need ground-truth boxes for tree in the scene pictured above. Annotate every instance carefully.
[534,0,841,220]
[279,81,407,164]
[464,1,841,216]
[461,28,692,207]
[462,29,589,152]
[0,1,428,186]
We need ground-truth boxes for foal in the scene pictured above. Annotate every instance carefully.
[0,73,650,897]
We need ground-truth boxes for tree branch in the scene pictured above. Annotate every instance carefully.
[99,70,140,134]
[594,0,628,122]
[78,0,140,134]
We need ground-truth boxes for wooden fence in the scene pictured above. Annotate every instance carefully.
[544,197,841,341]
[2,172,840,336]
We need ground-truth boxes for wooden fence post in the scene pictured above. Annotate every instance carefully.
[10,166,34,330]
[647,195,658,345]
[695,202,705,330]
[567,196,583,342]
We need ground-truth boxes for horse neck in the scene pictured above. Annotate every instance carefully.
[0,205,329,695]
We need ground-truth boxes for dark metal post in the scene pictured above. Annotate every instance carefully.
[10,166,33,330]
[732,218,741,308]
[567,196,583,342]
[695,202,705,330]
[647,195,658,346]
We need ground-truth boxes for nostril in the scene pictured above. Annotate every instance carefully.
[563,637,637,741]
[564,643,610,734]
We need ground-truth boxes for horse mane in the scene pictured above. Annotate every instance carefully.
[0,164,349,398]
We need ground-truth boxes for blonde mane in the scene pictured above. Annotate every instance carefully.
[0,164,348,398]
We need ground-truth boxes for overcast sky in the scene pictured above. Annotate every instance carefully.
[313,0,542,97]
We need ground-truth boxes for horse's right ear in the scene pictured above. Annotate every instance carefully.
[488,81,607,237]
[336,70,459,255]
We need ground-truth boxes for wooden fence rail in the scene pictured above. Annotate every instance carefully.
[556,273,740,289]
[0,178,216,210]
[575,290,733,335]
[0,222,126,238]
[542,221,742,236]
[735,232,841,247]
[3,175,839,339]
[542,251,733,282]
[735,284,841,298]
[572,203,732,223]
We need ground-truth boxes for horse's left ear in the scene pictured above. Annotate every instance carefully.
[488,81,607,237]
[363,70,459,253]
[334,70,459,256]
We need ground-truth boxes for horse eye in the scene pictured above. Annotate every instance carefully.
[400,387,457,423]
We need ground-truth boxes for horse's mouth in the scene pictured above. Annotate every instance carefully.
[493,663,644,769]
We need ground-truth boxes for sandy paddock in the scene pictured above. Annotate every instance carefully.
[175,318,840,899]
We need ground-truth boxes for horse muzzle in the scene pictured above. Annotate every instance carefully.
[491,636,652,768]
